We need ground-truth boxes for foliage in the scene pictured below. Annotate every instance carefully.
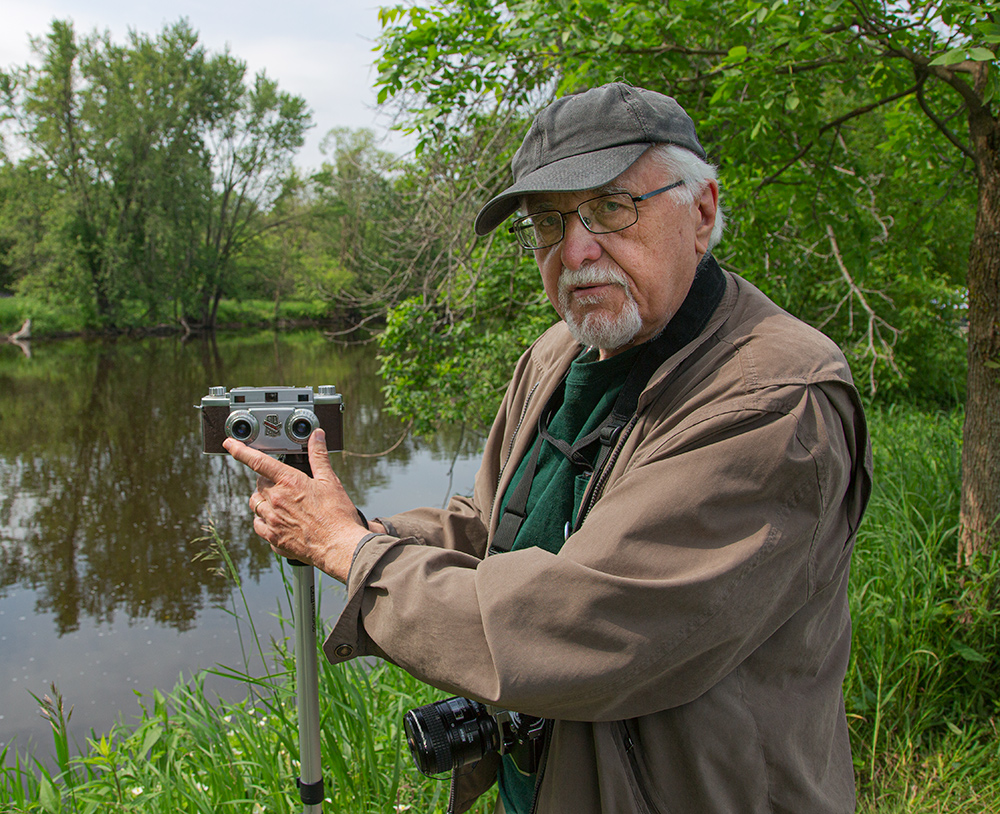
[0,19,310,331]
[377,290,553,435]
[0,293,87,337]
[310,128,410,309]
[369,0,981,422]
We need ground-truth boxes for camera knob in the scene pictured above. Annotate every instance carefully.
[209,386,226,396]
[318,385,338,396]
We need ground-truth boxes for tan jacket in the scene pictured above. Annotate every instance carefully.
[325,270,872,814]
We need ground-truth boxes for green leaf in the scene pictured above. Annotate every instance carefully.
[725,45,748,63]
[39,775,60,811]
[952,641,989,663]
[139,723,163,756]
[976,22,1000,39]
[929,47,969,66]
[967,47,997,62]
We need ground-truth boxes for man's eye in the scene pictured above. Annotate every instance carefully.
[535,213,561,231]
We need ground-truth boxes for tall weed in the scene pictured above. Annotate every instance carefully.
[848,404,1000,803]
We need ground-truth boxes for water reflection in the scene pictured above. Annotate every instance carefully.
[0,332,483,637]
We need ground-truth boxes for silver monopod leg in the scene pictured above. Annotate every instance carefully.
[284,454,324,812]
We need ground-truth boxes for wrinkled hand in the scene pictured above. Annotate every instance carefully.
[223,429,369,583]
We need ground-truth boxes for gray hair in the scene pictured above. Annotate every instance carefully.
[647,143,725,250]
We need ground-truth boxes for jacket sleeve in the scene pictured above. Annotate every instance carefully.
[324,381,866,722]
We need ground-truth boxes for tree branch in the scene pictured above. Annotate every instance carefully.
[753,83,920,193]
[882,43,983,110]
[821,225,902,392]
[915,72,976,161]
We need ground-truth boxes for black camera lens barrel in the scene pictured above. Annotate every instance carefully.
[403,697,499,776]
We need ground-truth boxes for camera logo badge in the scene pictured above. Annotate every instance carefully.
[264,414,281,437]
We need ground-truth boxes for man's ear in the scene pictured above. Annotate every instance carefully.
[693,180,719,257]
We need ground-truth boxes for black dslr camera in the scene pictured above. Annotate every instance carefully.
[200,385,343,454]
[404,696,545,777]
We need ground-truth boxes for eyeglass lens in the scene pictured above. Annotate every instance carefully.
[515,193,639,249]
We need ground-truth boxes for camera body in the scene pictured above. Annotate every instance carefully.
[403,696,545,777]
[200,385,343,454]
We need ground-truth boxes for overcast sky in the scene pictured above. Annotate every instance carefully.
[1,0,412,169]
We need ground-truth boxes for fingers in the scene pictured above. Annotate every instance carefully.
[224,430,333,483]
[223,438,291,483]
[308,429,336,481]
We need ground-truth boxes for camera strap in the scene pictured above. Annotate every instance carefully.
[488,254,726,557]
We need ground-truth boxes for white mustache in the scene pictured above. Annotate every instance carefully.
[558,265,629,299]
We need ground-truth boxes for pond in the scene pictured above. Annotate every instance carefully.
[0,331,484,766]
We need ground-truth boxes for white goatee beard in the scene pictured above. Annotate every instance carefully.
[558,264,643,352]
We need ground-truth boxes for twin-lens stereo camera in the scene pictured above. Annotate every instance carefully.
[200,385,343,455]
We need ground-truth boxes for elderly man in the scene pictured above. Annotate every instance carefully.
[225,83,872,814]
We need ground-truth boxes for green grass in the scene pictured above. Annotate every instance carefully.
[847,404,1000,811]
[0,296,90,337]
[2,402,997,812]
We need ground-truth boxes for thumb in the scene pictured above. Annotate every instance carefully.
[308,428,336,481]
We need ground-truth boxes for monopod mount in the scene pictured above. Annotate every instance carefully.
[282,453,324,813]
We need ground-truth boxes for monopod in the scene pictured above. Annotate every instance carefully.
[284,453,325,813]
[200,385,342,811]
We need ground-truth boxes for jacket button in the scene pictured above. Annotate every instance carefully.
[334,644,354,658]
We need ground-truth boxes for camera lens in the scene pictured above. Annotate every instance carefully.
[285,409,318,443]
[232,419,253,439]
[403,697,499,776]
[225,411,259,444]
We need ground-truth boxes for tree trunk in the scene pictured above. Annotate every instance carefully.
[959,107,1000,566]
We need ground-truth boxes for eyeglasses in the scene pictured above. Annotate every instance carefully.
[508,180,685,250]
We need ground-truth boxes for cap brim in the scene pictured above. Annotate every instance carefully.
[474,142,651,236]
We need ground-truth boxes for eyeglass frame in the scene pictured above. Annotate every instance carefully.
[507,180,686,250]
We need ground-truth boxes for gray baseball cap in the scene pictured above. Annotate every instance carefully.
[474,83,706,236]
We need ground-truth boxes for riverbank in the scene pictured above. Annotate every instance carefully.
[0,294,365,342]
[1,400,996,813]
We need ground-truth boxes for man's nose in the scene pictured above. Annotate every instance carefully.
[559,212,603,270]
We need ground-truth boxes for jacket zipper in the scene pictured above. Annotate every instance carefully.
[527,719,554,814]
[618,721,659,814]
[447,770,458,814]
